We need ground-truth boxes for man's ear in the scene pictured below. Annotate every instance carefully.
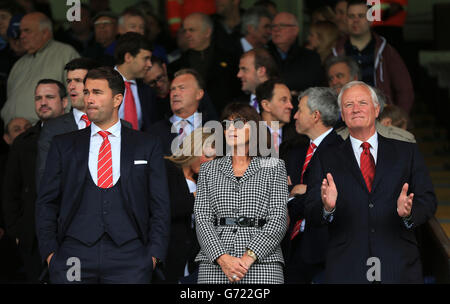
[196,88,204,101]
[113,93,123,109]
[3,133,11,145]
[124,52,133,64]
[313,110,322,123]
[256,66,267,80]
[261,99,271,113]
[62,97,69,111]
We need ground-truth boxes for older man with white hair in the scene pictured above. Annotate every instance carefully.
[1,12,79,125]
[305,81,437,283]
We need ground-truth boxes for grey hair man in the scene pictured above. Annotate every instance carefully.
[240,6,272,52]
[325,56,360,94]
[285,87,343,284]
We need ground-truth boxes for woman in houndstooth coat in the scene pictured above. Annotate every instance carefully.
[194,103,288,284]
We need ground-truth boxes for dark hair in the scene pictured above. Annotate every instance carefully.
[114,32,152,65]
[64,57,101,72]
[35,79,67,99]
[151,55,165,68]
[378,104,409,129]
[174,68,205,91]
[347,0,371,9]
[255,78,285,113]
[220,102,270,157]
[119,6,146,25]
[242,48,279,80]
[84,67,125,97]
[0,1,24,16]
[253,0,277,10]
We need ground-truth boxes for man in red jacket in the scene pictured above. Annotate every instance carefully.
[331,0,413,114]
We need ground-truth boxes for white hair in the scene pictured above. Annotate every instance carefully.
[337,81,384,113]
[38,16,53,34]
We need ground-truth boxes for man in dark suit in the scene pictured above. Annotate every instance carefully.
[36,58,101,185]
[268,12,324,97]
[114,32,159,132]
[305,81,437,283]
[169,12,241,114]
[3,79,68,282]
[150,68,215,156]
[236,48,278,113]
[255,79,303,161]
[35,67,170,284]
[284,87,342,283]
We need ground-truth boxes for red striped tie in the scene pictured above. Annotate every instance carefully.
[97,131,113,189]
[81,114,91,127]
[272,131,279,153]
[360,142,375,192]
[290,142,317,240]
[124,81,138,130]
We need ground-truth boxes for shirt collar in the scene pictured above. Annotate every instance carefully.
[349,131,378,152]
[264,122,283,139]
[91,120,122,138]
[114,66,136,85]
[169,112,198,127]
[312,128,333,148]
[72,108,85,123]
[240,37,253,53]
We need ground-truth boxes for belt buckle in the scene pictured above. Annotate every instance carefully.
[237,216,251,227]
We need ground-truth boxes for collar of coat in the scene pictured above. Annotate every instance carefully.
[217,156,276,183]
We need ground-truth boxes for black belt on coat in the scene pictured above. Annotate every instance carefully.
[214,217,266,228]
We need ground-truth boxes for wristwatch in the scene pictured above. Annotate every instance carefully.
[246,249,257,261]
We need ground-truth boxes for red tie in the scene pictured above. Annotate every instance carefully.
[290,141,317,240]
[97,131,113,189]
[360,142,375,192]
[124,81,138,130]
[81,114,91,127]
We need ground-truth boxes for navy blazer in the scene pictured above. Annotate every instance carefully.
[35,125,171,264]
[305,134,437,283]
[136,79,160,132]
[285,130,342,265]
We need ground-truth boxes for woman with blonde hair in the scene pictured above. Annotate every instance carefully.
[306,20,340,63]
[162,128,216,283]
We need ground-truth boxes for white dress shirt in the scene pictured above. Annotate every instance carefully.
[72,108,89,130]
[88,120,122,186]
[349,132,378,167]
[169,112,202,137]
[240,37,253,53]
[114,66,143,129]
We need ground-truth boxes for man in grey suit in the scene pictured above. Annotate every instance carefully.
[36,58,100,186]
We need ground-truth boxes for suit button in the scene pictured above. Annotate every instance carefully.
[103,211,108,215]
[371,228,375,233]
[234,186,239,192]
[369,203,374,208]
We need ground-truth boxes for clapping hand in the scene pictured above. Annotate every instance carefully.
[397,183,414,218]
[321,173,337,212]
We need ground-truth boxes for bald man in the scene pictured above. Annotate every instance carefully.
[267,12,324,98]
[1,12,79,126]
[169,12,240,114]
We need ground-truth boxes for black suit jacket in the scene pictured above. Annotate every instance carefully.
[163,160,199,283]
[305,134,437,283]
[2,123,41,253]
[267,40,325,94]
[35,125,171,263]
[136,79,160,132]
[285,130,342,266]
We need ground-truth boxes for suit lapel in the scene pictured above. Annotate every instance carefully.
[338,138,369,193]
[371,135,396,193]
[74,127,91,186]
[67,112,78,130]
[120,125,134,182]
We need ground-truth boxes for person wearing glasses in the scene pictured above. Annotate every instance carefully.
[163,128,216,283]
[267,12,324,98]
[194,102,288,284]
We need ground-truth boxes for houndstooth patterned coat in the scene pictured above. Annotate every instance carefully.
[194,156,288,284]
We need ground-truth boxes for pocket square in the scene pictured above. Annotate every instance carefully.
[134,160,148,165]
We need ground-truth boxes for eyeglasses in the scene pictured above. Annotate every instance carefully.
[270,23,297,30]
[222,118,247,129]
[148,74,166,87]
